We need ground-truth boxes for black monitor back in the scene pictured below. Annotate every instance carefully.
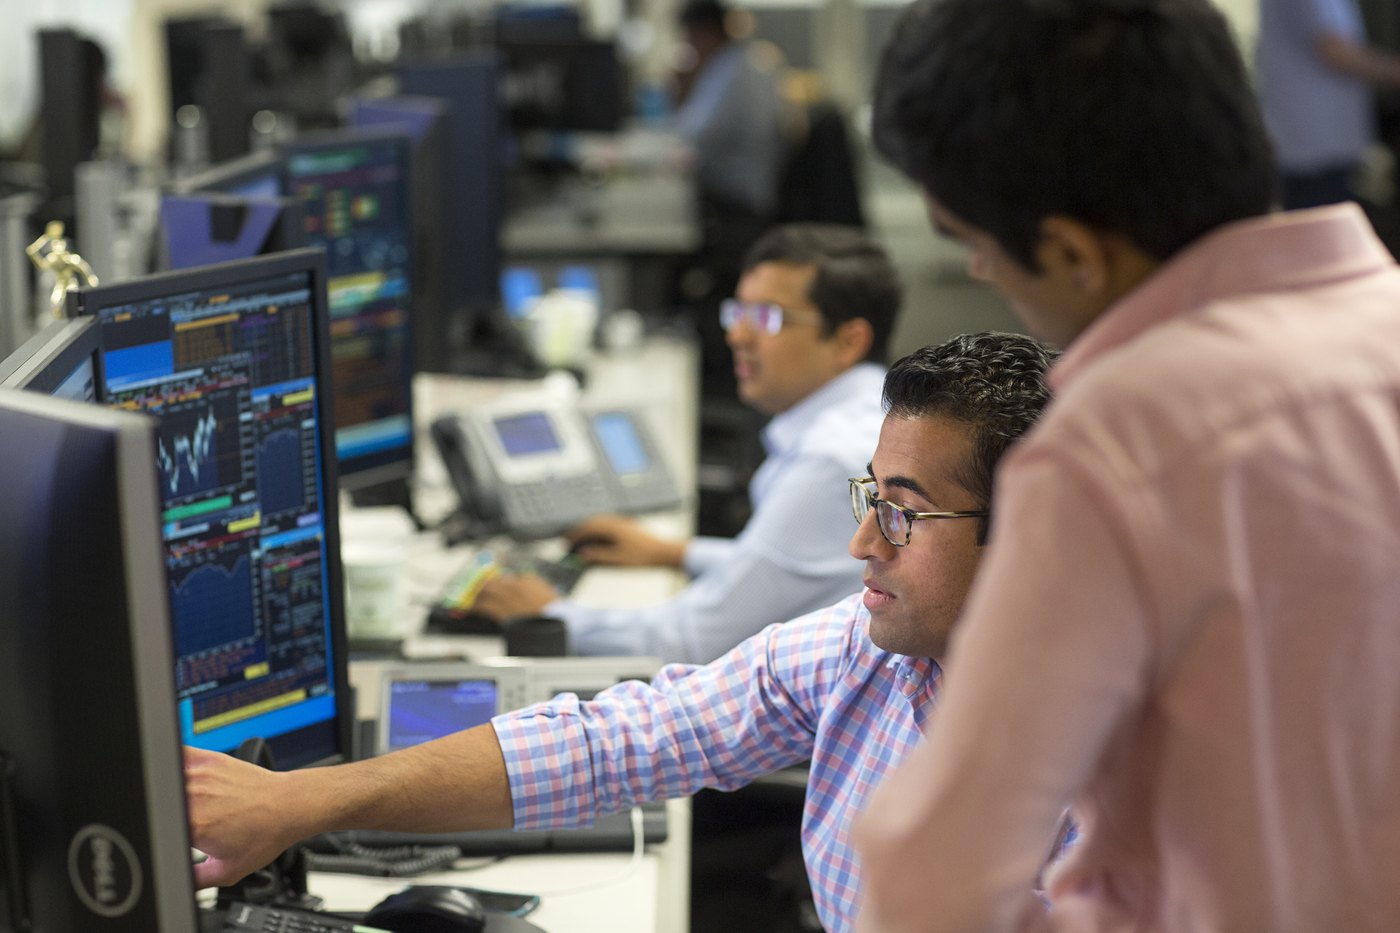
[501,39,628,134]
[165,17,252,164]
[36,29,105,225]
[0,391,198,932]
[397,54,506,373]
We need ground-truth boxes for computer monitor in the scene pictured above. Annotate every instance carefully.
[172,149,285,200]
[375,662,520,755]
[165,16,253,163]
[0,390,199,932]
[70,249,354,772]
[280,128,417,494]
[159,193,305,271]
[397,54,507,373]
[163,150,305,273]
[500,39,628,134]
[0,316,101,400]
[348,95,450,386]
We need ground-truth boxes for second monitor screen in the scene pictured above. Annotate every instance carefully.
[284,131,415,486]
[94,261,345,768]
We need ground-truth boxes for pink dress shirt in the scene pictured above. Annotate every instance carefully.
[854,204,1400,932]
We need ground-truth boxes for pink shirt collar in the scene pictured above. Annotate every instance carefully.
[1050,203,1394,392]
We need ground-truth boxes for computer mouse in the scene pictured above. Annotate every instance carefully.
[363,884,488,933]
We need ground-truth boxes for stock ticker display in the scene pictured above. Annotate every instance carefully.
[95,270,338,753]
[285,136,414,469]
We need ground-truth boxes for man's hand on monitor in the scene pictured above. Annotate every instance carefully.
[183,746,307,889]
[566,515,685,568]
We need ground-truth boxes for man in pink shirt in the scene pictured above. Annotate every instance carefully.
[854,1,1400,931]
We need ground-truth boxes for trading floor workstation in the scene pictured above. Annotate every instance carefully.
[0,248,698,932]
[0,10,725,933]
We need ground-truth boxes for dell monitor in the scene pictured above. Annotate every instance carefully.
[69,249,354,772]
[281,128,417,495]
[0,389,199,932]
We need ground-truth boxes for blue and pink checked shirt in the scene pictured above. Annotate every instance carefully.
[491,592,939,932]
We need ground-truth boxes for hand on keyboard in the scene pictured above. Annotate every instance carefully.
[427,551,586,633]
[471,570,562,622]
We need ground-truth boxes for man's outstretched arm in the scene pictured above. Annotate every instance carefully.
[184,722,513,889]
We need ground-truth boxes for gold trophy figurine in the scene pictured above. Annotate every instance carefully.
[25,220,100,320]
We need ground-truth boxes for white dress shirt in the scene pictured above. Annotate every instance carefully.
[552,362,887,663]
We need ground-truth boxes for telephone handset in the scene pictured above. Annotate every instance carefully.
[431,394,681,541]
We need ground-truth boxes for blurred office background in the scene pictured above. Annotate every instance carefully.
[0,0,1277,366]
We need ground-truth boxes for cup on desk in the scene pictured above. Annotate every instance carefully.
[340,507,415,644]
[525,288,598,368]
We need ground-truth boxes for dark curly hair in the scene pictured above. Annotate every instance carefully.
[883,333,1058,543]
[872,0,1275,270]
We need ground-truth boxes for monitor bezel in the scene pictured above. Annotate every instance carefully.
[279,125,419,492]
[68,248,355,770]
[169,148,284,197]
[0,317,103,395]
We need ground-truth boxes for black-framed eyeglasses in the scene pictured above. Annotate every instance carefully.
[848,476,987,547]
[719,299,826,335]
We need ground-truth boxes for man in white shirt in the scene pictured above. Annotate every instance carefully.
[474,223,901,663]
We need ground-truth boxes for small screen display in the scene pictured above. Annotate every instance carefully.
[51,355,97,402]
[386,678,499,751]
[591,412,650,475]
[494,412,561,457]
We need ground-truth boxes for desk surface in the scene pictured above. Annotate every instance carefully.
[306,797,691,933]
[502,132,701,257]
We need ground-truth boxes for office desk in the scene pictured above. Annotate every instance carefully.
[307,798,692,933]
[333,334,699,933]
[502,131,701,317]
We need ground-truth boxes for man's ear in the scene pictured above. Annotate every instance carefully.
[1035,216,1113,296]
[831,316,875,366]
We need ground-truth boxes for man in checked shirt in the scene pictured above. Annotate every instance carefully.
[185,331,1059,932]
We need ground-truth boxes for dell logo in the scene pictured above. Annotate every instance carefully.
[67,824,143,918]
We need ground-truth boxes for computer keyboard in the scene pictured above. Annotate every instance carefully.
[220,902,381,933]
[426,550,588,635]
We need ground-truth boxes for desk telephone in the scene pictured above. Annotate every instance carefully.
[431,394,681,540]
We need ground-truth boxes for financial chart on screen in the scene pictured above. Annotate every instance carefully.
[284,131,415,486]
[92,263,343,765]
